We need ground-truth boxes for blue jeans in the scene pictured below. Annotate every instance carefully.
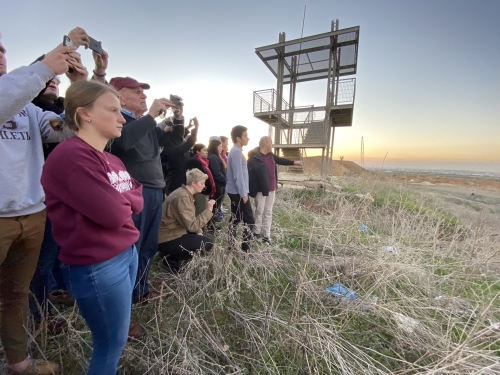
[29,218,66,322]
[132,187,163,301]
[61,246,138,375]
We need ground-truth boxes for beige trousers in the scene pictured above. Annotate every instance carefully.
[253,191,275,238]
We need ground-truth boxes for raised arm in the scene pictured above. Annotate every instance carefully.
[0,44,75,124]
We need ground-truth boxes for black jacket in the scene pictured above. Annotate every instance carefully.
[109,113,175,189]
[247,147,294,197]
[160,119,197,194]
[186,157,213,197]
[32,96,65,160]
[208,153,226,187]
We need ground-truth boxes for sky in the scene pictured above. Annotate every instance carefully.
[2,0,499,172]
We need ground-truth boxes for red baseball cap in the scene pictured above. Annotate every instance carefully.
[109,76,150,91]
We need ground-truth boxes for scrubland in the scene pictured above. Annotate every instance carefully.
[21,174,500,374]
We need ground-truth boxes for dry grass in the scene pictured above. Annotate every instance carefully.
[13,174,500,374]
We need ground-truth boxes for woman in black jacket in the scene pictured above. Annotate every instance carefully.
[207,139,227,218]
[186,144,216,216]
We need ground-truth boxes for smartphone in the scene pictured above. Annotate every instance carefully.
[62,35,76,47]
[170,94,182,108]
[88,37,103,54]
[62,35,75,73]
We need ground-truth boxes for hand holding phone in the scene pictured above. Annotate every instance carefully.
[62,36,76,73]
[169,94,183,108]
[88,37,103,54]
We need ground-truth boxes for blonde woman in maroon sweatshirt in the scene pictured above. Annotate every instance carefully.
[41,81,143,375]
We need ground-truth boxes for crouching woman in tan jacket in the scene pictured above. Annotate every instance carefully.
[158,169,215,273]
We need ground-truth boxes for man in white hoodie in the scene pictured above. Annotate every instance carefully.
[0,34,80,374]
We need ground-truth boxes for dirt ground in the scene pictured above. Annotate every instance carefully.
[389,173,500,229]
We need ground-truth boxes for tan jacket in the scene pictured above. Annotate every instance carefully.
[158,185,213,243]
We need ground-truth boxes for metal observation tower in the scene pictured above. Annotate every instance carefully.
[253,20,360,175]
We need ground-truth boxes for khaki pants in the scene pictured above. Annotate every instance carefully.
[253,191,275,238]
[0,210,45,363]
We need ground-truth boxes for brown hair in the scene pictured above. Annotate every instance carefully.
[192,143,206,155]
[208,138,226,168]
[49,81,119,131]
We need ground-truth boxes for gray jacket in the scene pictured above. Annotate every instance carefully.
[0,62,70,216]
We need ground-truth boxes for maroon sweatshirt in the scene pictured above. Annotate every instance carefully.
[41,136,144,265]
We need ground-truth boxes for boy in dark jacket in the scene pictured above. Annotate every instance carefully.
[247,136,303,244]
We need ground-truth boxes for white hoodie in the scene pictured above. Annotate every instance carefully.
[0,61,67,217]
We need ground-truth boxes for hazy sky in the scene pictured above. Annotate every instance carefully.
[2,0,499,171]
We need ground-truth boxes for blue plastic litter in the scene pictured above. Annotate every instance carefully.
[360,224,376,234]
[326,283,358,300]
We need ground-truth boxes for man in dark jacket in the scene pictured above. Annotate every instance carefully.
[160,110,198,194]
[247,136,303,244]
[109,76,178,338]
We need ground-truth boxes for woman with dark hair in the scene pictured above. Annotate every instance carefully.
[207,138,226,220]
[41,81,143,375]
[186,143,216,216]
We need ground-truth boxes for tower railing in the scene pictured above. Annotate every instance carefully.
[253,89,290,123]
[331,78,356,105]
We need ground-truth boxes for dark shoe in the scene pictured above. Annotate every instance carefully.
[132,290,164,305]
[7,359,60,374]
[48,290,75,307]
[252,233,261,240]
[241,242,250,252]
[35,317,68,335]
[128,316,144,341]
[262,237,273,245]
[160,259,182,275]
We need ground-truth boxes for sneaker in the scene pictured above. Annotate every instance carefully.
[7,359,60,374]
[214,213,224,222]
[220,205,227,213]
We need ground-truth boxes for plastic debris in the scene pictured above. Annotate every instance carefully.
[326,283,358,301]
[393,313,419,333]
[361,295,379,312]
[360,224,376,235]
[382,245,398,254]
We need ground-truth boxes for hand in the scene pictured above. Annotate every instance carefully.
[294,161,304,166]
[92,49,108,75]
[207,199,216,210]
[67,27,90,49]
[148,98,175,119]
[242,196,248,204]
[66,52,88,83]
[42,44,77,75]
[189,117,199,130]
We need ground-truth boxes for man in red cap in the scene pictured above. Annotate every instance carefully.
[109,75,189,338]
